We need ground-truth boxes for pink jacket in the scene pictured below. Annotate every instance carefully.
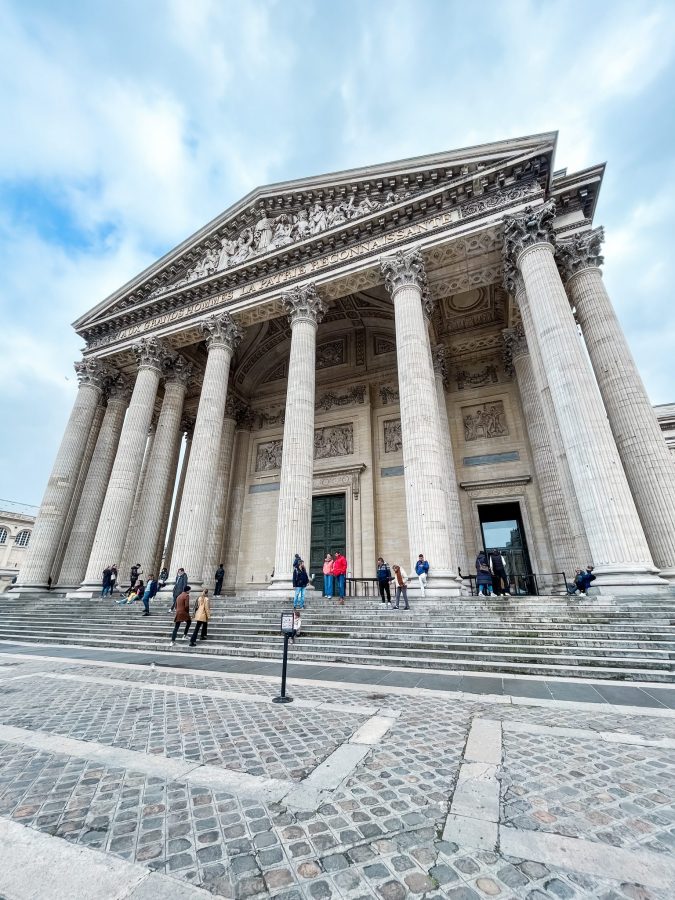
[323,559,334,575]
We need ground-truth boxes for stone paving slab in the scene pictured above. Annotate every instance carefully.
[0,653,674,898]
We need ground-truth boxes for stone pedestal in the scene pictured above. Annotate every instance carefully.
[381,249,460,596]
[76,339,166,595]
[269,285,325,593]
[503,205,665,592]
[130,357,190,581]
[558,230,675,583]
[57,377,130,588]
[168,314,241,588]
[15,359,109,590]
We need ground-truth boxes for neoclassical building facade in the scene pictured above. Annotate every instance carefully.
[14,133,675,596]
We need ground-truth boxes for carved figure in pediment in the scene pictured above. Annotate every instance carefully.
[271,214,294,248]
[231,227,254,264]
[192,246,219,279]
[294,208,310,239]
[310,202,328,233]
[358,196,380,216]
[218,237,237,270]
[327,203,347,228]
[254,211,275,252]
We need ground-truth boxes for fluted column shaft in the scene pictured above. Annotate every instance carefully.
[153,428,183,573]
[432,349,466,575]
[131,368,189,578]
[81,340,165,589]
[504,206,661,588]
[560,241,675,581]
[17,360,108,588]
[270,286,325,590]
[202,410,237,584]
[222,426,250,593]
[169,314,241,583]
[381,250,459,594]
[58,385,129,586]
[504,323,587,582]
[163,428,193,573]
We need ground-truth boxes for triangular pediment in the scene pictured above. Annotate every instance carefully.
[74,133,559,337]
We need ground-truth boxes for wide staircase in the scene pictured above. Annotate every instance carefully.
[0,593,674,682]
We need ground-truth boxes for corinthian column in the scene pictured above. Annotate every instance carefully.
[130,356,191,579]
[162,418,194,576]
[503,322,587,582]
[269,285,326,592]
[557,229,675,582]
[58,374,131,587]
[380,249,460,595]
[16,358,109,590]
[431,346,466,575]
[78,338,167,593]
[202,398,238,585]
[169,314,242,584]
[503,204,664,591]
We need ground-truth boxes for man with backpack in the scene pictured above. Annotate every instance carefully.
[376,557,393,606]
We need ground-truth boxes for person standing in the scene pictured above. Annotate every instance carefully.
[101,566,112,597]
[392,564,410,610]
[189,589,210,645]
[141,574,159,616]
[293,561,309,609]
[376,557,393,606]
[169,584,191,646]
[332,550,348,605]
[489,549,510,596]
[110,564,118,596]
[214,564,225,597]
[322,554,334,599]
[476,552,492,597]
[415,554,429,598]
[172,567,187,612]
[129,563,142,591]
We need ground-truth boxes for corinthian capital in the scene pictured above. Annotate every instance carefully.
[163,354,193,386]
[132,337,168,371]
[282,284,326,327]
[502,324,528,374]
[502,201,556,272]
[555,227,604,283]
[74,358,111,391]
[380,248,428,297]
[105,372,133,403]
[200,313,243,352]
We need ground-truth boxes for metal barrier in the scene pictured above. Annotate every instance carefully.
[462,571,568,596]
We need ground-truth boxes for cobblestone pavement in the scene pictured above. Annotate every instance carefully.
[0,653,674,899]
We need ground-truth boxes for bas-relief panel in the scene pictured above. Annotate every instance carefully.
[383,419,402,453]
[462,401,508,442]
[255,424,354,472]
[373,335,396,356]
[316,339,345,370]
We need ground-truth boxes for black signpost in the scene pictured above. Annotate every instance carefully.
[273,611,295,704]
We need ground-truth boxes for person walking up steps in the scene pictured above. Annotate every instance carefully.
[489,549,510,596]
[476,551,492,597]
[169,584,191,646]
[332,550,347,605]
[293,560,309,609]
[392,564,410,609]
[415,554,429,598]
[189,589,210,645]
[172,567,187,612]
[101,566,112,597]
[376,557,393,606]
[323,554,334,598]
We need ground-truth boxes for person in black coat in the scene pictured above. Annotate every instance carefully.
[489,550,510,596]
[214,564,225,596]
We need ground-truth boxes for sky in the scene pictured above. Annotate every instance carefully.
[1,0,674,506]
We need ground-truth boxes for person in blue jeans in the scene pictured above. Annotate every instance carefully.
[332,551,348,604]
[293,561,309,609]
[141,575,159,616]
[415,555,430,598]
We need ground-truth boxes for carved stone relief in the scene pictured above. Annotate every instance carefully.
[255,440,283,472]
[384,419,402,453]
[314,424,353,460]
[316,339,345,370]
[315,385,366,412]
[462,401,508,442]
[262,361,288,384]
[455,363,500,391]
[374,335,396,356]
[379,384,400,406]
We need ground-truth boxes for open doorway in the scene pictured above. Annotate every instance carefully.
[478,502,533,593]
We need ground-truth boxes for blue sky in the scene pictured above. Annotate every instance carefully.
[1,0,674,506]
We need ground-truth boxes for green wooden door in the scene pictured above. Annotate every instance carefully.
[310,494,346,593]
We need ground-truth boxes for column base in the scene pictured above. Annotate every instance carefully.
[592,564,670,595]
[266,578,317,597]
[411,572,464,598]
[655,567,675,585]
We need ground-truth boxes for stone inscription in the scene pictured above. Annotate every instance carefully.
[384,419,402,453]
[463,401,508,442]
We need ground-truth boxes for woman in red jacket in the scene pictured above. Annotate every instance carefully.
[332,551,348,604]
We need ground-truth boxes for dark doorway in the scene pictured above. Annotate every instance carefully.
[310,494,346,593]
[478,502,533,593]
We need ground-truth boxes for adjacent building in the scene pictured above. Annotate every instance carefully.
[13,133,675,596]
[0,501,36,592]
